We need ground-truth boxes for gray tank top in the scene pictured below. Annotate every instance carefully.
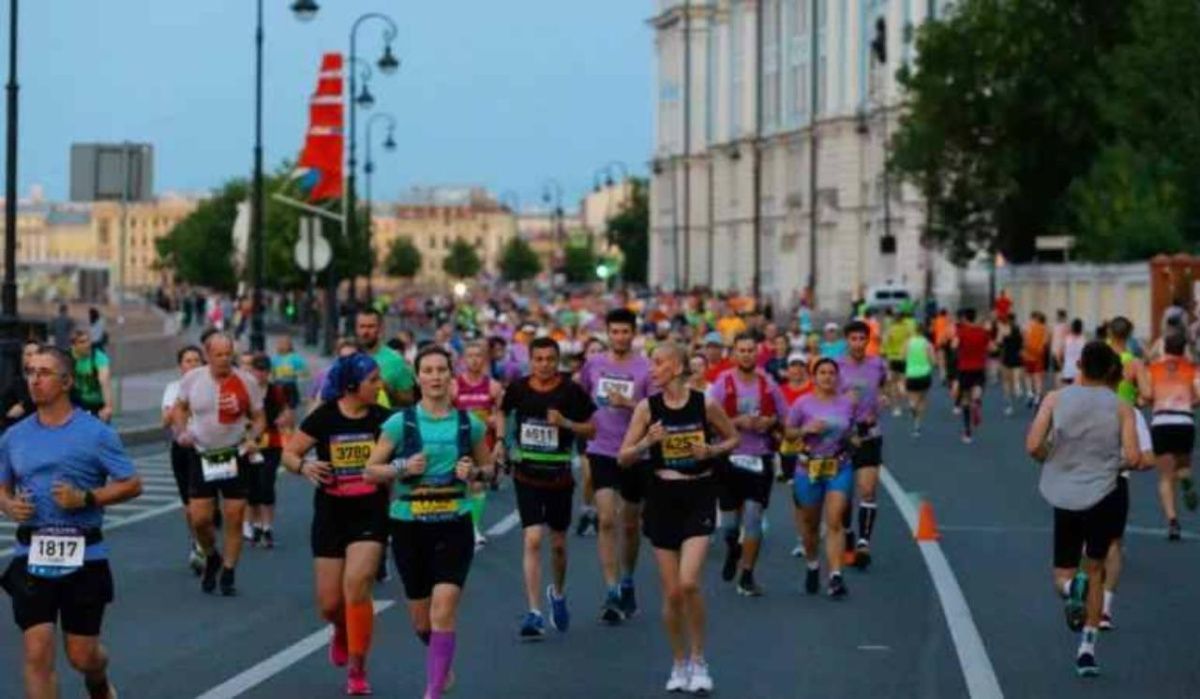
[1039,385,1121,511]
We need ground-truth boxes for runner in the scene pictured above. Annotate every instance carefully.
[996,314,1024,416]
[365,347,491,699]
[818,323,847,359]
[778,354,813,551]
[1050,310,1069,387]
[1025,341,1140,677]
[1138,330,1200,540]
[271,334,309,408]
[785,357,861,597]
[837,321,888,568]
[70,329,113,422]
[0,344,143,699]
[617,341,739,695]
[1023,311,1049,407]
[709,332,787,596]
[451,341,504,551]
[171,332,266,596]
[244,353,293,548]
[882,310,914,415]
[283,352,391,695]
[953,309,992,444]
[500,337,596,639]
[161,345,206,574]
[904,326,936,437]
[574,336,608,537]
[356,308,416,408]
[578,308,653,623]
[1058,319,1086,387]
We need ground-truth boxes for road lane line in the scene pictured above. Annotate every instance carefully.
[880,467,1004,699]
[194,600,396,699]
[485,509,521,538]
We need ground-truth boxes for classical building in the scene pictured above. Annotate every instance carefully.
[580,180,634,235]
[649,0,961,310]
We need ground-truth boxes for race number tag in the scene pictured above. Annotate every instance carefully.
[806,457,840,480]
[597,377,635,405]
[411,499,459,520]
[729,455,764,474]
[200,448,238,483]
[328,433,375,496]
[28,527,85,578]
[520,422,559,450]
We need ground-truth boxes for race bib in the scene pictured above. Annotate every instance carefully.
[730,454,764,474]
[328,433,375,496]
[779,437,803,456]
[597,377,635,405]
[806,457,840,480]
[200,448,238,483]
[410,499,459,520]
[520,421,559,450]
[662,429,705,462]
[28,527,85,578]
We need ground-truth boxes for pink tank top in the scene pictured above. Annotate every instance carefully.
[454,374,494,415]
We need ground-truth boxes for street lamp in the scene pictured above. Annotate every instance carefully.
[250,0,320,352]
[541,179,564,250]
[364,111,397,302]
[347,57,374,110]
[346,12,400,304]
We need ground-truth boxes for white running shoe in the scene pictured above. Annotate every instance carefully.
[242,521,255,542]
[687,660,713,695]
[791,541,805,557]
[474,529,487,552]
[665,661,690,692]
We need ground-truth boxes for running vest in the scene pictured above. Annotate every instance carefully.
[721,371,777,418]
[1116,350,1138,405]
[648,389,712,475]
[392,407,473,522]
[905,336,933,378]
[454,374,494,416]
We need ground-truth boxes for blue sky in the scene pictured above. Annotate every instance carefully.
[5,1,652,211]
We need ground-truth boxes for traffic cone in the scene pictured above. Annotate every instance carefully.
[915,500,940,541]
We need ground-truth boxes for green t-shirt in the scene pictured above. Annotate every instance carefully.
[74,349,110,406]
[1117,350,1138,405]
[370,345,415,394]
[380,406,485,522]
[905,336,933,379]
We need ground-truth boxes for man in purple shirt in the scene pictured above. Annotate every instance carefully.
[578,308,652,623]
[707,333,787,597]
[837,320,889,568]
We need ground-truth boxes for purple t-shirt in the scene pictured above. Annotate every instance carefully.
[786,393,862,459]
[837,355,888,426]
[579,352,652,457]
[706,369,788,456]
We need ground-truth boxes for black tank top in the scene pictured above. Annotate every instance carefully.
[648,389,712,475]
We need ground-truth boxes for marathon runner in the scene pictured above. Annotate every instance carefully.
[786,357,861,597]
[1023,311,1050,407]
[882,310,914,415]
[574,336,608,537]
[617,341,739,695]
[356,308,415,408]
[778,354,813,551]
[953,309,992,443]
[500,337,596,639]
[451,341,504,551]
[1138,330,1200,540]
[283,353,391,696]
[1025,341,1140,677]
[161,345,206,574]
[365,347,491,699]
[244,353,293,548]
[996,314,1024,416]
[578,308,653,623]
[838,321,888,568]
[270,334,309,408]
[172,332,266,596]
[709,332,787,596]
[904,327,936,437]
[0,344,143,699]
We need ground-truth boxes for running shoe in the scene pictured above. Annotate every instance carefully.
[828,573,848,599]
[665,661,690,693]
[251,526,264,547]
[736,570,763,597]
[474,529,487,553]
[1064,571,1087,632]
[686,660,714,695]
[854,541,872,570]
[219,567,237,597]
[791,541,805,558]
[329,625,349,667]
[1099,613,1114,631]
[1168,519,1182,542]
[599,589,625,625]
[546,585,570,632]
[261,530,275,549]
[201,552,223,594]
[242,521,255,544]
[721,540,742,582]
[518,611,546,641]
[1075,652,1099,678]
[619,578,638,618]
[804,567,820,595]
[345,667,372,696]
[1183,478,1198,512]
[188,543,205,577]
[961,433,973,445]
[892,407,902,418]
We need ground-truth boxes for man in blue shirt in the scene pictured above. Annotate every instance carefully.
[0,345,142,699]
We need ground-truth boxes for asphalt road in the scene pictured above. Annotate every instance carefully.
[0,386,1196,698]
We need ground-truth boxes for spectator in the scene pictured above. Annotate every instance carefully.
[88,306,108,353]
[49,304,74,349]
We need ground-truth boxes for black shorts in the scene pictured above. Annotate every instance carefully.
[515,481,573,532]
[718,457,774,510]
[905,375,933,393]
[958,370,986,395]
[589,454,648,505]
[943,348,958,380]
[1,558,113,636]
[246,448,281,506]
[169,442,195,505]
[1151,423,1195,456]
[311,490,390,558]
[853,436,883,469]
[189,453,251,501]
[888,360,906,374]
[643,476,716,551]
[1052,487,1125,568]
[390,516,474,600]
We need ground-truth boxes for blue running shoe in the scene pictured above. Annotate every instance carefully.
[546,585,570,632]
[599,589,625,625]
[518,611,546,641]
[1064,571,1088,632]
[619,578,638,618]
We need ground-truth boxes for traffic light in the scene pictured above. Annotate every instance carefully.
[871,17,887,64]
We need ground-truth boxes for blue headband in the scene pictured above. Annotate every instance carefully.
[321,352,379,402]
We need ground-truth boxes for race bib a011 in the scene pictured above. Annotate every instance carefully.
[520,421,559,450]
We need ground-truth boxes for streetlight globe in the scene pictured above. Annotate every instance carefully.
[290,0,320,22]
[384,133,397,151]
[356,86,375,110]
[378,46,401,75]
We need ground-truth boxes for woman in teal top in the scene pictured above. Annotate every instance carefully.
[366,346,490,699]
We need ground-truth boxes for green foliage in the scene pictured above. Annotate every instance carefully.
[384,236,423,279]
[499,236,541,283]
[563,237,598,284]
[442,237,482,279]
[606,178,649,284]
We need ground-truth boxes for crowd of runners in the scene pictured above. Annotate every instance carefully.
[0,288,1196,697]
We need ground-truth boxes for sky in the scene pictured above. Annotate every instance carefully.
[3,1,653,211]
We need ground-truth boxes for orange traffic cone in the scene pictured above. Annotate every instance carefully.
[915,500,940,541]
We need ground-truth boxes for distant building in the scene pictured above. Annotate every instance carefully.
[580,181,635,236]
[517,210,585,276]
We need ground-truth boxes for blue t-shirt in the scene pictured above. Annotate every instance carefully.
[819,339,848,359]
[0,409,137,560]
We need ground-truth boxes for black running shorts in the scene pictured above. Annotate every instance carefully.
[589,454,648,505]
[852,436,883,469]
[1151,423,1195,456]
[717,457,773,510]
[189,453,251,501]
[1052,487,1124,568]
[390,516,474,600]
[515,481,573,532]
[643,476,716,551]
[1,558,113,636]
[311,490,390,558]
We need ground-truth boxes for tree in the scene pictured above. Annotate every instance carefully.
[443,237,482,279]
[499,236,541,283]
[563,237,598,284]
[384,236,423,279]
[607,177,649,284]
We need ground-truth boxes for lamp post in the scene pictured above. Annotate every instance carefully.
[3,0,18,324]
[541,178,564,253]
[346,12,400,307]
[250,0,320,352]
[364,112,396,303]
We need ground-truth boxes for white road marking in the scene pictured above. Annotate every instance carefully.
[485,509,521,538]
[939,523,1200,541]
[857,644,892,652]
[880,467,1004,699]
[194,600,397,699]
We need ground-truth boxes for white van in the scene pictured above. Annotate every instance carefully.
[865,283,913,313]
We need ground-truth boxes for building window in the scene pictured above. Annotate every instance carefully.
[98,221,110,246]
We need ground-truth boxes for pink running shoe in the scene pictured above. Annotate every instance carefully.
[345,667,372,696]
[329,625,349,668]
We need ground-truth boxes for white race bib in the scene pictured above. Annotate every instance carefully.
[520,422,559,450]
[201,452,239,482]
[729,454,764,474]
[597,377,635,402]
[28,532,85,572]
